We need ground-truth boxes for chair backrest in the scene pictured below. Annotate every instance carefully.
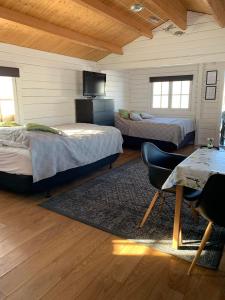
[141,142,186,170]
[141,142,172,169]
[197,174,225,227]
[141,142,173,190]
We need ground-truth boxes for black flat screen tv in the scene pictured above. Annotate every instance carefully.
[83,71,106,97]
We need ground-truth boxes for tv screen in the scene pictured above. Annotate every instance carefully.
[83,71,106,97]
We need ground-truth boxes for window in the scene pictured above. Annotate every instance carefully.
[152,82,169,108]
[0,77,16,122]
[171,81,190,109]
[150,75,193,110]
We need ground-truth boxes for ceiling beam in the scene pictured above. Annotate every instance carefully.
[0,6,123,54]
[74,0,153,38]
[145,0,187,30]
[207,0,225,27]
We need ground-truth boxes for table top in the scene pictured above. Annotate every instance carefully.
[162,148,225,190]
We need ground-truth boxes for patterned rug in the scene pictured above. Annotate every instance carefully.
[40,159,225,269]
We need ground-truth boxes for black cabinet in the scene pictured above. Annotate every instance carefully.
[75,99,114,126]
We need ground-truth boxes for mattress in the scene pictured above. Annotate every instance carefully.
[0,123,123,181]
[0,146,32,175]
[115,115,195,146]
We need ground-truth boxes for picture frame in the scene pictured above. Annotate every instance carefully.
[205,86,216,100]
[206,70,217,85]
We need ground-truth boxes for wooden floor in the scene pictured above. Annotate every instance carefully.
[0,147,225,300]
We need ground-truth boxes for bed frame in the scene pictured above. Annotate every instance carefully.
[122,131,195,151]
[0,153,119,194]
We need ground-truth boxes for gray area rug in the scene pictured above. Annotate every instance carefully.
[41,159,225,269]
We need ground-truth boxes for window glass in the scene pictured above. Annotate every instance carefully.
[0,77,15,122]
[152,79,191,109]
[153,95,161,108]
[152,81,169,108]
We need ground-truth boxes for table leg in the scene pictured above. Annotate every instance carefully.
[172,185,183,249]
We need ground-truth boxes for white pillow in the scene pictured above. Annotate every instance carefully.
[129,112,142,121]
[141,112,154,119]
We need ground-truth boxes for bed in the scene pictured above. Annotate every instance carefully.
[116,114,195,151]
[0,123,123,193]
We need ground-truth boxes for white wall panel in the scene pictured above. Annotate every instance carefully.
[0,43,127,125]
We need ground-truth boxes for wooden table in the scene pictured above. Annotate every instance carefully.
[173,185,183,249]
[162,148,225,249]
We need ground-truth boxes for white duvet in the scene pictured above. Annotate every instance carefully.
[0,124,123,182]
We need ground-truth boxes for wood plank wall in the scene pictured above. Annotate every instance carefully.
[103,70,130,111]
[99,13,225,69]
[0,43,128,125]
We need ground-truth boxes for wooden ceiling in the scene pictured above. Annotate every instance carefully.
[0,0,223,61]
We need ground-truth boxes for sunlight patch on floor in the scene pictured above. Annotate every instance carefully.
[112,239,169,256]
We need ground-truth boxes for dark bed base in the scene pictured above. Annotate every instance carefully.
[122,131,195,151]
[0,153,119,194]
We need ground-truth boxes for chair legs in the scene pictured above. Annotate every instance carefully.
[187,221,213,275]
[139,191,159,228]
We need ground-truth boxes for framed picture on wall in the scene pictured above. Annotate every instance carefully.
[206,70,217,85]
[205,86,216,100]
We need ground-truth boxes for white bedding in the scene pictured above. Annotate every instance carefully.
[115,115,195,146]
[0,146,32,175]
[0,123,123,182]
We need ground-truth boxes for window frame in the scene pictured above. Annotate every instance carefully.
[150,78,193,111]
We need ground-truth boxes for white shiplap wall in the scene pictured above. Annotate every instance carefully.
[18,68,82,125]
[0,43,98,125]
[128,64,198,117]
[198,62,224,146]
[0,43,129,125]
[99,12,225,70]
[99,12,225,145]
[103,70,129,111]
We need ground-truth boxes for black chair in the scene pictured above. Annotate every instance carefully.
[140,142,200,228]
[188,174,225,275]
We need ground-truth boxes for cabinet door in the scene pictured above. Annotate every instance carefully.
[76,100,93,123]
[93,111,114,126]
[104,100,114,112]
[93,100,105,112]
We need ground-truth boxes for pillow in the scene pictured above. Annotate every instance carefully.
[118,109,129,119]
[0,121,19,127]
[129,112,142,121]
[140,112,154,119]
[26,123,61,135]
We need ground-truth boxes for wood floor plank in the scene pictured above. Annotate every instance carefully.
[76,241,154,300]
[0,210,65,258]
[0,221,91,295]
[111,248,172,300]
[41,238,145,300]
[0,218,71,278]
[6,228,109,299]
[0,290,5,300]
[0,208,61,243]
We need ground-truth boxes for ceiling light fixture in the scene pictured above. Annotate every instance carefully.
[174,30,185,36]
[148,15,161,24]
[163,24,176,32]
[130,3,144,13]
